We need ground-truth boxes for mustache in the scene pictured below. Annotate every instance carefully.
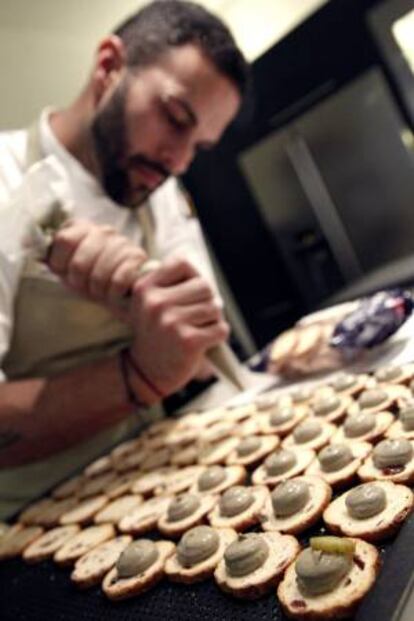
[126,154,170,180]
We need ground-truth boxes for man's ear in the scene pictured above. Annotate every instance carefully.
[92,35,127,103]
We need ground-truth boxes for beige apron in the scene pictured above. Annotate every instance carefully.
[0,121,162,519]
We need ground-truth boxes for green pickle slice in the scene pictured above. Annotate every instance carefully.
[310,536,355,557]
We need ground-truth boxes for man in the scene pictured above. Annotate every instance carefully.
[0,0,248,517]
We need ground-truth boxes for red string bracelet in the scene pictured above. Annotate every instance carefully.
[118,349,148,409]
[122,348,165,400]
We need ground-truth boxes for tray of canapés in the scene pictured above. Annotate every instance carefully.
[2,363,414,619]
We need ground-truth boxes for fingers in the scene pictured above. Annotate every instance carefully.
[47,220,148,305]
[148,256,199,287]
[163,301,223,329]
[48,220,92,275]
[90,243,147,300]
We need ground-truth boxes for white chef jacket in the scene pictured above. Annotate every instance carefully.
[0,110,219,518]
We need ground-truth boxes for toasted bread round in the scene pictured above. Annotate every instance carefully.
[355,385,405,414]
[332,411,393,444]
[23,525,80,563]
[54,524,115,567]
[329,373,369,398]
[93,495,143,525]
[190,465,247,496]
[51,475,84,500]
[102,540,175,601]
[0,525,44,561]
[215,531,300,599]
[385,419,414,441]
[105,470,141,500]
[323,480,414,541]
[118,495,174,536]
[158,494,217,538]
[154,466,203,496]
[358,440,414,484]
[261,476,332,535]
[306,442,372,488]
[198,437,239,466]
[59,495,108,526]
[309,394,352,425]
[18,498,56,525]
[165,527,237,583]
[208,486,267,532]
[84,455,113,478]
[269,328,298,369]
[130,468,174,497]
[33,497,79,528]
[252,448,315,487]
[170,445,199,467]
[283,420,336,452]
[71,535,132,589]
[77,472,117,499]
[277,538,380,620]
[226,435,279,468]
[259,404,308,437]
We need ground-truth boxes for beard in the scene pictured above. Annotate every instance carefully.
[91,77,168,208]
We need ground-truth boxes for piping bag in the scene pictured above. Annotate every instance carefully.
[3,157,249,392]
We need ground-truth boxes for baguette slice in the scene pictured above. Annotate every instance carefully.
[278,538,379,620]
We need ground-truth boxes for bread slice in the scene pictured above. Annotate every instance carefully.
[261,476,332,535]
[154,465,203,496]
[189,465,247,496]
[170,445,199,467]
[328,374,369,398]
[259,405,308,437]
[198,437,239,466]
[130,468,175,497]
[309,395,352,425]
[71,535,132,589]
[93,495,143,525]
[277,538,380,620]
[252,448,315,487]
[0,525,44,561]
[105,470,141,500]
[77,471,117,499]
[18,498,55,525]
[323,480,414,542]
[34,497,79,528]
[23,525,80,563]
[305,442,372,488]
[158,494,217,538]
[59,494,108,526]
[165,527,237,583]
[208,486,267,532]
[51,474,84,499]
[332,411,394,445]
[54,524,115,567]
[226,435,279,468]
[283,420,337,452]
[118,495,173,536]
[385,419,414,441]
[102,540,175,601]
[358,441,414,484]
[84,455,113,478]
[215,531,300,599]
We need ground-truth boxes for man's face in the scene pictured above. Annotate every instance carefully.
[91,43,241,207]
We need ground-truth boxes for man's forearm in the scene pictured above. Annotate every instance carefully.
[0,354,155,467]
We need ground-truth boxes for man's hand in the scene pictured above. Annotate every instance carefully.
[48,220,148,318]
[128,257,229,396]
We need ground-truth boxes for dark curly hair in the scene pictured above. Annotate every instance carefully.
[113,0,249,96]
